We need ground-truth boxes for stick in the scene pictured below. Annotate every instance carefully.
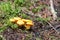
[47,22,59,34]
[50,0,57,20]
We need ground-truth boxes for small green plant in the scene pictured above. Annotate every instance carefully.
[14,0,33,8]
[32,8,38,13]
[14,0,24,4]
[0,18,19,32]
[20,13,30,19]
[0,24,7,32]
[14,0,25,6]
[35,17,51,22]
[10,24,18,29]
[0,2,11,13]
[35,17,51,25]
[32,5,48,13]
[0,2,21,32]
[0,2,21,16]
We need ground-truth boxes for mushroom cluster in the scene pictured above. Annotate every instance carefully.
[10,17,34,29]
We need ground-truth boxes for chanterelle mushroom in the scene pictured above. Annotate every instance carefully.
[16,20,24,26]
[26,21,34,26]
[10,19,16,22]
[24,24,31,29]
[10,17,34,29]
[14,17,21,21]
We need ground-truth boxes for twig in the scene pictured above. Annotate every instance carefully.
[47,22,59,34]
[55,25,60,29]
[50,0,57,20]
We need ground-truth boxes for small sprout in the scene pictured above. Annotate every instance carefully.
[16,20,24,26]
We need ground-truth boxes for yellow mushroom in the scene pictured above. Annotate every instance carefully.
[24,24,31,29]
[10,17,34,29]
[22,19,34,26]
[22,19,34,24]
[26,20,33,22]
[22,19,27,22]
[16,20,24,26]
[22,19,32,22]
[10,19,16,22]
[26,21,34,26]
[14,17,21,21]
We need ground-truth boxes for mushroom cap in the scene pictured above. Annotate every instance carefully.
[10,19,16,22]
[24,24,31,29]
[26,21,34,26]
[14,17,21,21]
[22,19,27,22]
[22,19,34,25]
[22,19,32,22]
[16,20,24,26]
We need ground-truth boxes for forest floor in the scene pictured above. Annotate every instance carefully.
[0,0,60,40]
